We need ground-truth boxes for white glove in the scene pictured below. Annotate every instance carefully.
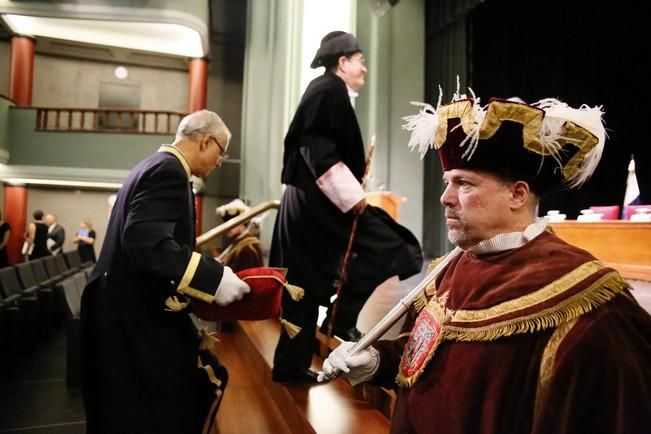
[317,341,380,386]
[213,266,250,306]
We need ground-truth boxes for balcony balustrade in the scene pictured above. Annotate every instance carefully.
[34,107,186,135]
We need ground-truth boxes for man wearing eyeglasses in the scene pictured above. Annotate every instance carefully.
[81,110,249,434]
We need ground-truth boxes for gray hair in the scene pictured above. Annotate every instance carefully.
[176,110,231,147]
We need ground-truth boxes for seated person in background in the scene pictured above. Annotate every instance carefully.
[74,217,96,263]
[321,92,651,433]
[45,213,65,255]
[216,199,264,271]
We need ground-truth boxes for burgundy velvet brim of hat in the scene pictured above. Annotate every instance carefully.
[191,267,284,321]
[439,119,582,196]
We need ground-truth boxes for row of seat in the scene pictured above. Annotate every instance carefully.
[60,269,92,386]
[0,251,94,380]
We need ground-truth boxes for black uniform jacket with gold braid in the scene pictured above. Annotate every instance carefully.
[372,230,651,434]
[80,145,224,434]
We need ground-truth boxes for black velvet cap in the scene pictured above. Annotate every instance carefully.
[310,31,362,68]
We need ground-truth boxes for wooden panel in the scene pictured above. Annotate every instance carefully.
[550,221,651,281]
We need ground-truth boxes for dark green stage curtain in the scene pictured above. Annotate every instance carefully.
[468,0,649,217]
[422,0,481,257]
[423,0,650,246]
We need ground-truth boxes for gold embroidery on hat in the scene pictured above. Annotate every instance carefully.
[434,100,475,149]
[558,121,599,181]
[434,100,599,181]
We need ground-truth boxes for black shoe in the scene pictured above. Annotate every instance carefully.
[272,368,319,384]
[319,325,362,342]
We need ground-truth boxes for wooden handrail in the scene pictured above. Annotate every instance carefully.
[32,107,186,135]
[0,93,17,104]
[196,200,280,247]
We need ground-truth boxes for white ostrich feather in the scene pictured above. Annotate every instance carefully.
[457,88,485,160]
[402,101,439,159]
[533,98,606,187]
[403,83,487,160]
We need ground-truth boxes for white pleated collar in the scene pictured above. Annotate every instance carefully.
[468,218,548,255]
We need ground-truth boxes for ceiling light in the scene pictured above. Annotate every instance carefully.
[2,14,204,58]
[3,177,122,189]
[114,65,128,79]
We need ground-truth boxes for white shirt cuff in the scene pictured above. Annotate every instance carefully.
[316,161,365,213]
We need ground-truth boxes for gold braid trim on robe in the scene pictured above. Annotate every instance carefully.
[413,255,446,313]
[396,260,631,387]
[534,316,579,421]
[441,267,629,342]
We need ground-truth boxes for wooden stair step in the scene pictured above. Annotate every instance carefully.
[212,332,292,434]
[226,318,391,434]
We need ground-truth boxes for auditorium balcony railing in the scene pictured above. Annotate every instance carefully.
[4,106,184,171]
[34,107,186,135]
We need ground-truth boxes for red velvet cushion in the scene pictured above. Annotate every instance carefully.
[191,267,285,321]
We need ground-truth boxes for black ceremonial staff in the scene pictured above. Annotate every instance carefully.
[325,136,375,339]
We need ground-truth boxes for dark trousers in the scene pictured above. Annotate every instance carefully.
[272,286,367,374]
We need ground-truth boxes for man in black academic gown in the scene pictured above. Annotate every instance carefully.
[81,110,251,434]
[269,31,423,384]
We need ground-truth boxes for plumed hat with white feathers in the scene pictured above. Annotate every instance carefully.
[402,79,606,195]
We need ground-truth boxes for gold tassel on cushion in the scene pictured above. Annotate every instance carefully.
[164,295,189,312]
[283,283,305,301]
[280,317,302,338]
[240,273,305,301]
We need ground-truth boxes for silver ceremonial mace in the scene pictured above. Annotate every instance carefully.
[321,246,461,381]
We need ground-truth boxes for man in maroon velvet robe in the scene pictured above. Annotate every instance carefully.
[320,94,651,433]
